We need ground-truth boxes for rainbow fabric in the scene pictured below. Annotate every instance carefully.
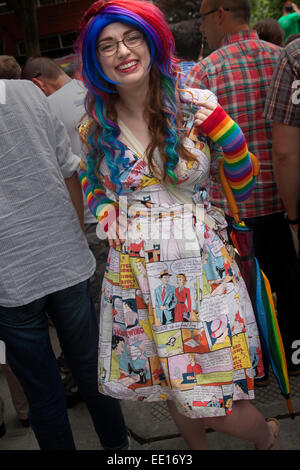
[198,105,255,202]
[79,165,119,232]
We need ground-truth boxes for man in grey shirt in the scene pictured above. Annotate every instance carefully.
[22,56,109,313]
[0,79,128,450]
[22,56,110,407]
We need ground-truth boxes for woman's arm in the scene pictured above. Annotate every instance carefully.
[194,103,255,202]
[79,162,127,248]
[78,162,119,233]
[271,122,300,232]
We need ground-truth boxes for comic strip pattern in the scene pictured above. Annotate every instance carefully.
[98,231,264,419]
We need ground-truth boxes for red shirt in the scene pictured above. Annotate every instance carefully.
[186,30,284,219]
[187,363,202,374]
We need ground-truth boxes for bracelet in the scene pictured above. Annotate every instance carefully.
[284,213,300,225]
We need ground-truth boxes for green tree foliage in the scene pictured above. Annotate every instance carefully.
[250,0,284,23]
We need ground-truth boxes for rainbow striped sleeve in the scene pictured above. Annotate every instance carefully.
[197,105,255,201]
[78,161,119,233]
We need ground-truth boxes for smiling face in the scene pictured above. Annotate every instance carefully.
[97,22,151,92]
[161,275,170,286]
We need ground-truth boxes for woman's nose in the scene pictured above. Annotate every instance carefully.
[117,41,131,56]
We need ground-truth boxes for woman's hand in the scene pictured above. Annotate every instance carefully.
[194,100,218,129]
[106,214,128,248]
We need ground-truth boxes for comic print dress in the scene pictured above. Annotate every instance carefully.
[79,88,265,418]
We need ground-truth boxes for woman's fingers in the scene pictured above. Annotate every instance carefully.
[196,100,217,111]
[107,217,128,248]
[194,101,218,127]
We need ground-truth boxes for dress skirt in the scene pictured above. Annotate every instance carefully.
[97,184,264,419]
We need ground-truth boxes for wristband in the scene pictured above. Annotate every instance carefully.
[284,213,300,225]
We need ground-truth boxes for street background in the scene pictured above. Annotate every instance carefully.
[0,324,299,451]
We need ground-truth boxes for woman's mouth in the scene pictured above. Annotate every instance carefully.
[116,60,138,73]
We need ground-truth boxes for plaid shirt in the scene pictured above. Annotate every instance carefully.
[264,38,300,127]
[186,30,284,218]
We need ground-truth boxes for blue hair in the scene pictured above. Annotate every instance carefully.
[82,12,157,95]
[78,3,180,194]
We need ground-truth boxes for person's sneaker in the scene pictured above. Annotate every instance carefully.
[0,422,6,438]
[254,375,271,387]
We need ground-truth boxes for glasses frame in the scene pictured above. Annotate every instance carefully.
[199,7,230,23]
[96,32,144,57]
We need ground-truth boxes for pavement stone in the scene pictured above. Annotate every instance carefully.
[0,324,299,451]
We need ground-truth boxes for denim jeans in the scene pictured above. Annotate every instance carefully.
[0,280,128,450]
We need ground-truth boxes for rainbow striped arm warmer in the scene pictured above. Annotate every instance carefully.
[197,105,255,202]
[78,163,119,233]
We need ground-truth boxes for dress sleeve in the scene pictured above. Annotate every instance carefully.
[78,119,119,232]
[196,105,255,202]
[78,163,119,232]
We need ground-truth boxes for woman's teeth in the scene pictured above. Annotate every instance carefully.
[118,61,137,70]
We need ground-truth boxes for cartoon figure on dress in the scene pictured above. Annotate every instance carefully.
[123,299,139,328]
[154,269,176,325]
[134,259,150,295]
[77,0,280,450]
[174,274,191,322]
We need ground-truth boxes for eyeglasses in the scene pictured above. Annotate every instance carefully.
[97,31,144,57]
[199,7,230,24]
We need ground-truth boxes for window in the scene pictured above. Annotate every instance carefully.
[17,32,78,57]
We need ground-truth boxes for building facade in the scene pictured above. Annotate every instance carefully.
[0,0,94,62]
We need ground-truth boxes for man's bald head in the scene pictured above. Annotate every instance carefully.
[0,56,21,79]
[22,56,71,96]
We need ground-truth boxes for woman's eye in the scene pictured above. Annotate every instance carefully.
[100,43,114,52]
[126,34,142,43]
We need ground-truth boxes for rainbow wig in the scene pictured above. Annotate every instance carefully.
[77,0,180,193]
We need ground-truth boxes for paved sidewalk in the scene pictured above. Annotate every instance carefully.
[0,325,299,451]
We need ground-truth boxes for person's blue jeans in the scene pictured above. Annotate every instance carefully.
[0,280,128,450]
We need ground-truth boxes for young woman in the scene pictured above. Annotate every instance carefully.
[174,274,191,322]
[77,0,280,450]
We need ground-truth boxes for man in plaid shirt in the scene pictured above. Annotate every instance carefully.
[264,38,300,246]
[186,0,300,376]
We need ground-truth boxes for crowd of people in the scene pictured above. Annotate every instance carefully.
[0,0,299,451]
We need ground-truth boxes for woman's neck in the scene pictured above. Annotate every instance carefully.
[116,81,149,120]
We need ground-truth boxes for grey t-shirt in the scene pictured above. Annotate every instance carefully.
[0,80,95,307]
[48,79,95,224]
